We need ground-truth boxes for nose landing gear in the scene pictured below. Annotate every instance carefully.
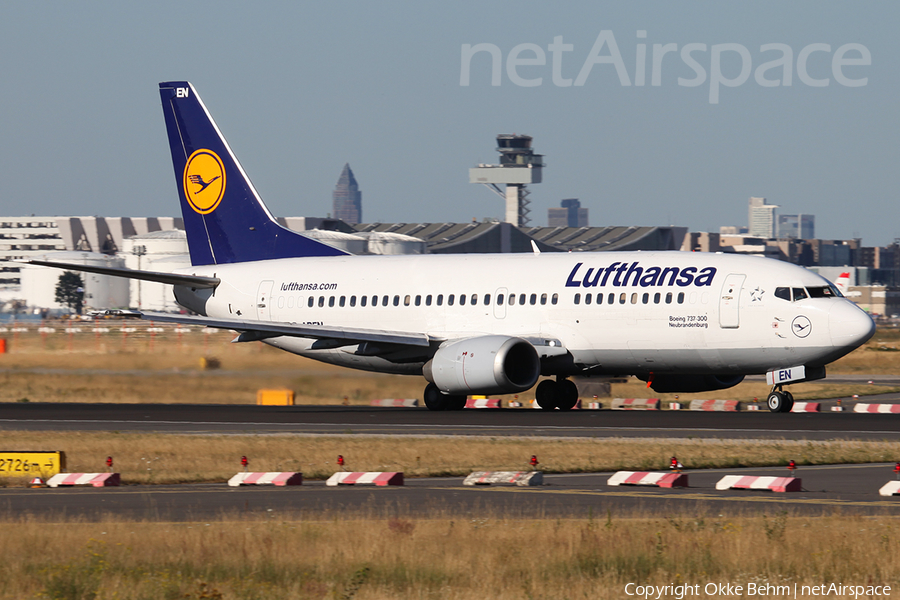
[766,386,795,413]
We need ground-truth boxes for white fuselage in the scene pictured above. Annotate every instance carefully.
[174,250,874,378]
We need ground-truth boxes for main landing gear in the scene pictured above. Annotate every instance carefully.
[423,383,467,411]
[766,386,794,413]
[535,377,579,411]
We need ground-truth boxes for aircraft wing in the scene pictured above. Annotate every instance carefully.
[140,311,432,347]
[18,259,220,289]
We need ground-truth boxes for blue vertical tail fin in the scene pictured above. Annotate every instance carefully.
[159,81,347,265]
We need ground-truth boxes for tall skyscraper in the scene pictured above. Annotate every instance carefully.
[548,198,589,227]
[332,163,362,224]
[748,197,778,238]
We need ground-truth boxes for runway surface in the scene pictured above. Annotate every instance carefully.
[2,399,899,519]
[1,463,898,520]
[2,400,900,440]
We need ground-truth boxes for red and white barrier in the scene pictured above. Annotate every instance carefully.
[370,399,419,408]
[668,402,682,411]
[584,402,602,410]
[831,406,844,412]
[879,481,900,496]
[747,404,761,411]
[791,402,820,413]
[607,471,688,488]
[46,473,120,488]
[465,398,502,409]
[854,403,900,414]
[716,475,801,493]
[463,471,543,486]
[689,399,742,412]
[611,398,660,410]
[326,471,404,486]
[228,472,302,487]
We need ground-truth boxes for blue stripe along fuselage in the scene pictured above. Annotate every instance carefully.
[564,262,717,288]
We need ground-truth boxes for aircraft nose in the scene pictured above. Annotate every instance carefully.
[829,300,875,349]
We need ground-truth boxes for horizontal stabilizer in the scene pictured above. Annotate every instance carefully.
[140,311,431,347]
[20,260,220,289]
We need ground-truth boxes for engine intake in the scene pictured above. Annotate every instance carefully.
[423,335,540,395]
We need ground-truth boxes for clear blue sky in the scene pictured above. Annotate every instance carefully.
[1,2,897,245]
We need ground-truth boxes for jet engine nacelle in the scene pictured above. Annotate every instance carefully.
[645,374,745,393]
[423,335,541,396]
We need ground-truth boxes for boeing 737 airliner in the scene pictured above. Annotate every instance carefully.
[27,81,875,413]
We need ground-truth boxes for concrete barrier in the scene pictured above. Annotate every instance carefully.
[463,471,543,486]
[46,473,120,488]
[854,403,900,414]
[879,481,900,496]
[326,471,404,486]
[689,399,742,412]
[790,402,820,413]
[228,472,302,487]
[715,475,801,492]
[611,398,660,410]
[607,471,688,488]
[370,399,418,407]
[465,398,502,409]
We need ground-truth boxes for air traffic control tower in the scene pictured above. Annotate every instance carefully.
[469,134,543,227]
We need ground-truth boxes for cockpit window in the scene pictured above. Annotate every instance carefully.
[807,285,839,298]
[774,287,791,301]
[792,287,808,301]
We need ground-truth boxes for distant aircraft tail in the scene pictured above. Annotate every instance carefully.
[835,271,851,294]
[159,81,347,265]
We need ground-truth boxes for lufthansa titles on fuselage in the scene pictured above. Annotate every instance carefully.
[565,261,717,289]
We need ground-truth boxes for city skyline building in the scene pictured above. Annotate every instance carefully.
[548,198,589,228]
[748,197,778,238]
[332,163,362,225]
[777,214,815,239]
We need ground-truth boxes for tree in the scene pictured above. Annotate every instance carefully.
[55,271,84,315]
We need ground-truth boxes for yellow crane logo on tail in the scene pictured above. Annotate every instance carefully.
[183,149,226,214]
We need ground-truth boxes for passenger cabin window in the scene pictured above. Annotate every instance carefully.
[426,295,432,306]
[496,294,504,305]
[448,294,455,306]
[308,297,314,308]
[350,296,356,307]
[471,294,478,305]
[551,293,558,305]
[415,295,421,306]
[318,296,325,308]
[484,294,491,305]
[574,293,581,305]
[393,295,400,307]
[339,296,345,307]
[459,294,466,306]
[437,294,444,306]
[665,292,672,304]
[361,296,367,307]
[530,294,537,305]
[329,296,335,307]
[382,295,389,307]
[677,292,685,304]
[585,293,592,305]
[608,293,614,305]
[519,293,526,305]
[404,295,411,306]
